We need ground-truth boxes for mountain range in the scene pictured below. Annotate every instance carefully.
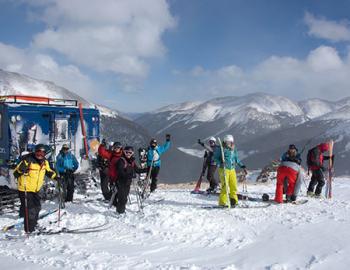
[135,93,350,182]
[1,69,349,183]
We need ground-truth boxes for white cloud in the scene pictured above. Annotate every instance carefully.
[0,42,96,98]
[175,45,350,101]
[28,0,176,78]
[304,12,350,42]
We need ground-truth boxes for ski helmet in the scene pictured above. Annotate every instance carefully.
[34,144,46,160]
[288,144,298,151]
[35,144,46,153]
[208,136,216,143]
[62,144,70,150]
[262,193,270,202]
[223,134,234,143]
[150,138,157,147]
[124,146,134,156]
[112,141,122,149]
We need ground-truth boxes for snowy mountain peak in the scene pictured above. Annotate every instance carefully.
[0,69,92,107]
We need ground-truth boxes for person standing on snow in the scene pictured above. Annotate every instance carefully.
[115,146,148,214]
[147,134,171,192]
[198,137,219,193]
[214,135,246,207]
[14,144,56,233]
[106,142,123,199]
[274,144,304,203]
[56,144,79,202]
[97,139,112,200]
[306,142,334,198]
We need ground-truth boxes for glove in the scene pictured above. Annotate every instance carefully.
[197,139,204,147]
[166,134,171,141]
[18,162,29,174]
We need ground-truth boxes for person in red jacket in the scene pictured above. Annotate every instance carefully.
[307,142,334,198]
[274,145,304,203]
[97,139,112,200]
[107,142,123,184]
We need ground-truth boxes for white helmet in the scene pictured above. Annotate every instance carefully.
[223,134,234,143]
[208,136,216,143]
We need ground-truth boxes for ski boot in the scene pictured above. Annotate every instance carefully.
[230,198,237,208]
[307,191,314,197]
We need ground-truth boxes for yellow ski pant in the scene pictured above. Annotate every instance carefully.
[218,168,238,206]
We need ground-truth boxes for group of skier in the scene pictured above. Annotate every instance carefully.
[12,128,334,233]
[96,134,171,214]
[197,135,334,207]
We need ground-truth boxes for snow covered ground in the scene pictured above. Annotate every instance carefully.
[1,177,350,270]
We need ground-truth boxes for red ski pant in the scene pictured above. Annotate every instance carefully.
[274,166,298,203]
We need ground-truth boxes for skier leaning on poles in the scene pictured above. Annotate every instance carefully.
[197,137,219,193]
[214,135,246,207]
[56,144,79,202]
[13,144,56,233]
[147,134,171,193]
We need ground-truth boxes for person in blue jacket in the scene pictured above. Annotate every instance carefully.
[56,144,79,202]
[147,134,171,192]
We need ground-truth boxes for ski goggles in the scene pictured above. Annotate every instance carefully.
[124,151,134,155]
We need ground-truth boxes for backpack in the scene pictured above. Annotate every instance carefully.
[307,147,321,168]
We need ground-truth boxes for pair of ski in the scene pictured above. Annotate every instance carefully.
[108,159,154,212]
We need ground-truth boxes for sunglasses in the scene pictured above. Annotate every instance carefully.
[124,151,134,155]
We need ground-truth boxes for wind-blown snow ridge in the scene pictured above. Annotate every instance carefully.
[0,69,93,108]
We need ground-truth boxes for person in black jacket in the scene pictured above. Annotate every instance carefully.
[115,146,148,214]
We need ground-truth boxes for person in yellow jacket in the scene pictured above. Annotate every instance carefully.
[14,144,56,233]
[214,135,246,207]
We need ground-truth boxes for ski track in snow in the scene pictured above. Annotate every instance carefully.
[1,178,350,270]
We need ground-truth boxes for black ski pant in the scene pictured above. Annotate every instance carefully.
[150,166,160,192]
[307,169,325,195]
[116,180,131,214]
[61,171,75,202]
[207,165,218,189]
[99,168,111,200]
[18,191,41,233]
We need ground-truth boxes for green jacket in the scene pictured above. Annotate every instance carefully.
[214,147,244,170]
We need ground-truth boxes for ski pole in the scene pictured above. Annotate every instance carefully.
[24,175,29,235]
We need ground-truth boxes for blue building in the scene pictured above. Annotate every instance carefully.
[0,95,100,189]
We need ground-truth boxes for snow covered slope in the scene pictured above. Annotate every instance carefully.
[1,176,350,269]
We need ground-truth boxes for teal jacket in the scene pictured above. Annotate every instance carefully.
[214,147,244,170]
[147,141,171,167]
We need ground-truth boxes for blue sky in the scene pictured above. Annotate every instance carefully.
[1,0,350,112]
